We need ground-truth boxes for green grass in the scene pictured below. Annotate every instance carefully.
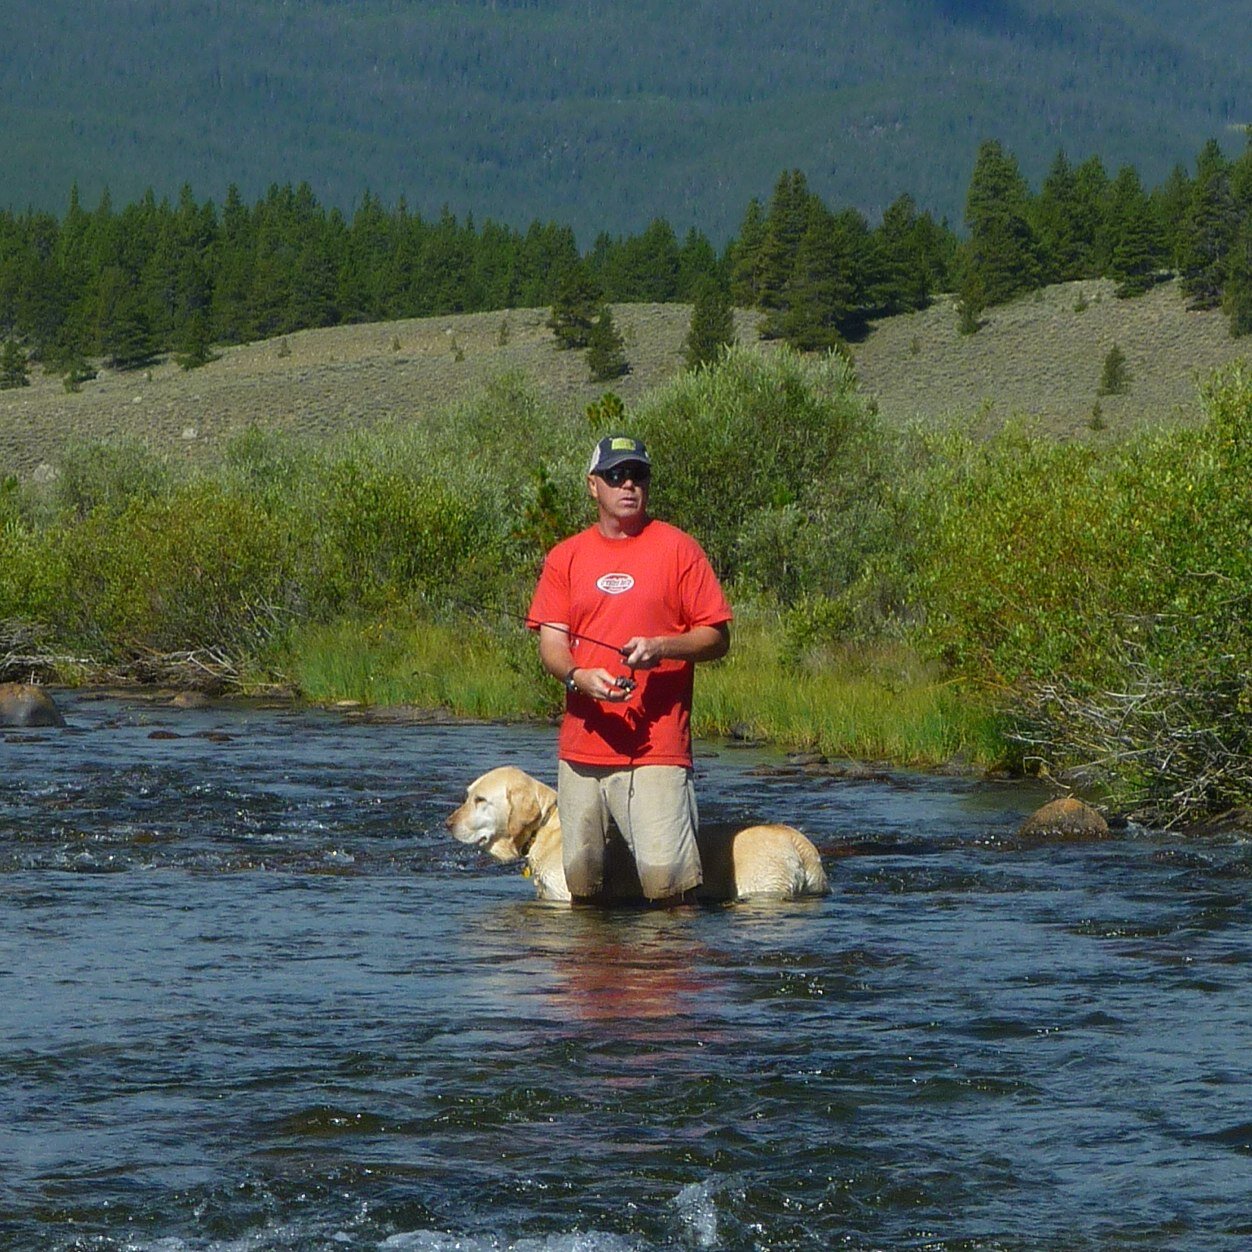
[284,616,557,721]
[282,608,1006,768]
[694,614,1006,767]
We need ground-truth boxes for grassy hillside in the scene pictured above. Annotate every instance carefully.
[3,1,1250,238]
[0,278,1244,479]
[853,278,1247,438]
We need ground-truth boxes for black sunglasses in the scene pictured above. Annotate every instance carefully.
[597,462,651,487]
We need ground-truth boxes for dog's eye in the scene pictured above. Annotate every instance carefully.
[474,796,487,804]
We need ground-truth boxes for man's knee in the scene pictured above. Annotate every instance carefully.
[563,842,606,898]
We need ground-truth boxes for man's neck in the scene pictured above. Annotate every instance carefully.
[597,513,649,540]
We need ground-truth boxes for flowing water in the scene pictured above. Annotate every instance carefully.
[2,694,1250,1251]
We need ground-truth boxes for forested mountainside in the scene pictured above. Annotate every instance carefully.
[4,0,1249,238]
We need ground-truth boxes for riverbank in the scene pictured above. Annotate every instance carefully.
[281,610,1008,773]
[16,608,1005,778]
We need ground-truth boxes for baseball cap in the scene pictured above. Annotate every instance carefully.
[588,435,651,475]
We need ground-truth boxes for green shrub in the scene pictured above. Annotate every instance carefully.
[56,483,295,653]
[629,346,880,589]
[909,424,1136,681]
[304,457,502,614]
[50,441,172,521]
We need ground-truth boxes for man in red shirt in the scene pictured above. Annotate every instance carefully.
[528,435,732,904]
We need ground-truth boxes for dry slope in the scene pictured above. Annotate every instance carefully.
[0,280,1245,478]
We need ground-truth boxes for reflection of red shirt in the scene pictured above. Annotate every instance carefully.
[529,519,732,767]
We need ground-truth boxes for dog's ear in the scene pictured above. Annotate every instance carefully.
[505,777,543,838]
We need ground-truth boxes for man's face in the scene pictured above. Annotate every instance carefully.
[588,460,651,530]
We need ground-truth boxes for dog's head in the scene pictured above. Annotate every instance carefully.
[445,766,555,864]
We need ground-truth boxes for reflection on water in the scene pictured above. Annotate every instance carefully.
[2,692,1251,1251]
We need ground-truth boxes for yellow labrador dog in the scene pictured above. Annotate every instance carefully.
[446,765,829,902]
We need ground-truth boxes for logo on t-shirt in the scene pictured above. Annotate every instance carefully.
[596,572,634,595]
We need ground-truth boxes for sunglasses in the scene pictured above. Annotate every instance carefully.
[597,462,651,487]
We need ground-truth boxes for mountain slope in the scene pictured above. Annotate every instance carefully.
[3,1,1250,238]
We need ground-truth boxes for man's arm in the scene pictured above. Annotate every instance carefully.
[620,622,730,670]
[537,623,576,682]
[538,623,637,702]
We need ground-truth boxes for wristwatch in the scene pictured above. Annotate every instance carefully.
[563,666,581,693]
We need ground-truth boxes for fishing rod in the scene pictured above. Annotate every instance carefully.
[441,594,638,691]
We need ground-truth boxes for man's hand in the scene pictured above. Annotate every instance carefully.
[572,667,635,701]
[622,624,729,669]
[620,636,666,669]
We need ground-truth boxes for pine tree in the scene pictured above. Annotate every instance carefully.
[1074,155,1112,275]
[870,194,934,314]
[727,198,767,307]
[0,339,30,389]
[210,184,255,344]
[779,200,855,351]
[1225,136,1252,336]
[756,170,812,328]
[1224,217,1252,337]
[599,218,680,302]
[1032,150,1086,282]
[516,221,579,307]
[676,227,719,300]
[1179,139,1236,310]
[684,276,734,369]
[1105,166,1163,298]
[962,140,1042,306]
[175,308,220,370]
[548,261,603,350]
[586,305,629,381]
[100,274,158,370]
[1098,345,1131,396]
[956,269,987,335]
[1151,163,1193,271]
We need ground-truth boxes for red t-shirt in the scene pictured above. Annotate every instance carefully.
[528,519,732,767]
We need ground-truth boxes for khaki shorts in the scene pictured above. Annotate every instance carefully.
[557,761,703,900]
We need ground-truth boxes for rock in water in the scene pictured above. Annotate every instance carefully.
[0,682,67,728]
[1017,796,1109,841]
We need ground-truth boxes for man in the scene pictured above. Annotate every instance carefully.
[528,435,732,904]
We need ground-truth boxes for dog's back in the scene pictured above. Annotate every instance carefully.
[696,822,829,900]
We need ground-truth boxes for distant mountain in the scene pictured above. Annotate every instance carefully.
[4,0,1249,240]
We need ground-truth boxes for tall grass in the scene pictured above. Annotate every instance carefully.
[286,616,553,719]
[694,612,1005,766]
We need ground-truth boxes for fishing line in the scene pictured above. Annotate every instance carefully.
[439,593,638,690]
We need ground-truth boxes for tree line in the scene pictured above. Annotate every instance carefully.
[2,130,1251,389]
[956,136,1252,334]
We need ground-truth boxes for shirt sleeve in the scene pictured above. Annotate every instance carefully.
[678,535,733,629]
[527,544,570,630]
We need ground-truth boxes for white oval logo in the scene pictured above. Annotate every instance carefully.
[596,573,634,595]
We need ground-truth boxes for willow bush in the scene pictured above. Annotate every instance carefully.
[629,346,896,598]
[906,365,1252,819]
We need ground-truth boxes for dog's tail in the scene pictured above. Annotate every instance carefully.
[786,827,830,896]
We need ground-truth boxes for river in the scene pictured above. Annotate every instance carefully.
[2,693,1249,1250]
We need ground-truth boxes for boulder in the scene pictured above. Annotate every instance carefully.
[1017,796,1109,841]
[0,682,67,728]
